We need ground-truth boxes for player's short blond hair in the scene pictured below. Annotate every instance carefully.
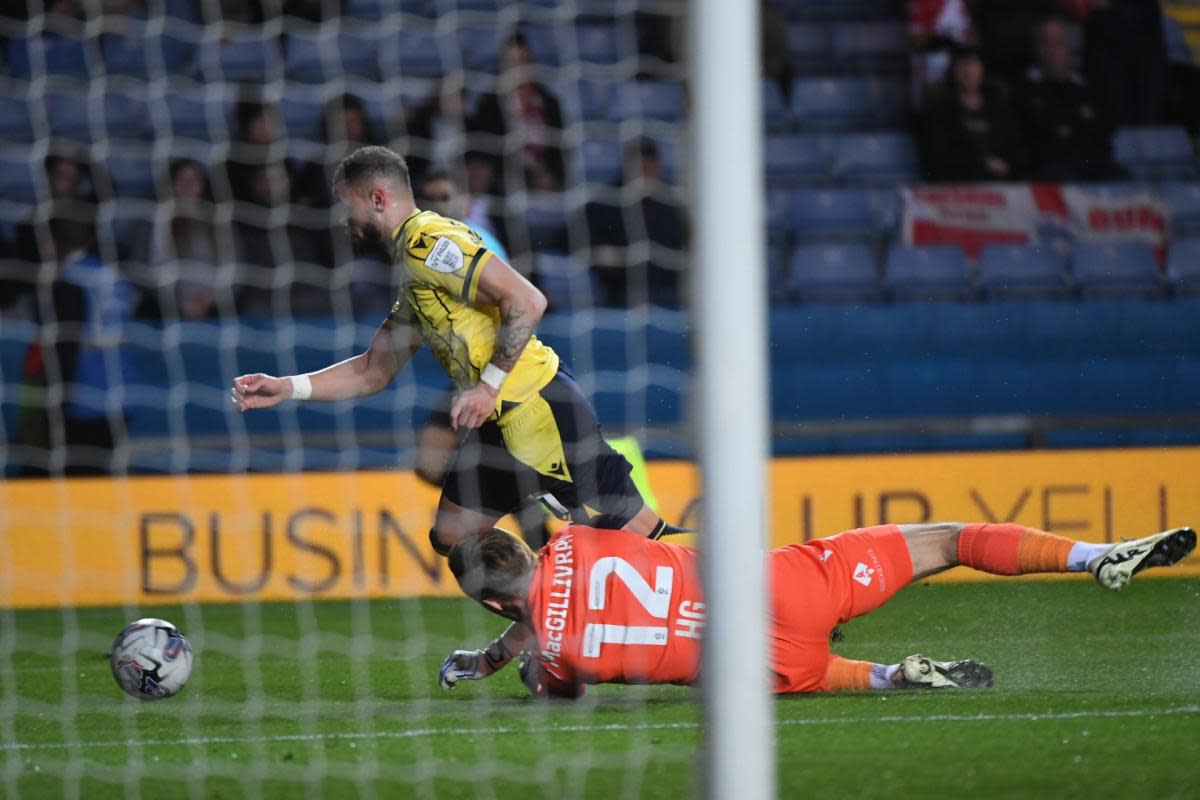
[448,529,535,603]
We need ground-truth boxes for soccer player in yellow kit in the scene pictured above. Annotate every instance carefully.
[231,145,674,555]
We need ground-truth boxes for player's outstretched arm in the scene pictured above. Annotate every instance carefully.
[231,319,421,412]
[448,256,548,431]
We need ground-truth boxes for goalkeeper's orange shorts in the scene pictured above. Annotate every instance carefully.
[768,524,914,693]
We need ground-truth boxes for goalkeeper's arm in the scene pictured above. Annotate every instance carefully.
[231,319,421,411]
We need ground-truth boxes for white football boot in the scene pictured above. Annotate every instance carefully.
[894,654,994,689]
[1089,527,1196,592]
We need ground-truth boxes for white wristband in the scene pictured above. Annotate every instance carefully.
[480,363,508,392]
[290,374,313,401]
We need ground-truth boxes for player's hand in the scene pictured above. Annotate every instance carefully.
[231,373,290,413]
[449,382,498,431]
[438,649,496,690]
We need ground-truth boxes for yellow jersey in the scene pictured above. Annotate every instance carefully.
[386,209,560,415]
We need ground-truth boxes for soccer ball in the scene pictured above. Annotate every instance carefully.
[109,618,194,700]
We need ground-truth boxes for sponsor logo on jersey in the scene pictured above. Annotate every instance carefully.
[424,238,465,273]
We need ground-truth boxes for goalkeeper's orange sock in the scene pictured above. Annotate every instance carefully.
[957,523,1109,575]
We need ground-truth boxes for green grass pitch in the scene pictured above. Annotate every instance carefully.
[3,579,1198,798]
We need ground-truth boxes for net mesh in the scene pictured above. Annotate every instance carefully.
[0,0,697,796]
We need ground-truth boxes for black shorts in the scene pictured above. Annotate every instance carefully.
[441,369,644,527]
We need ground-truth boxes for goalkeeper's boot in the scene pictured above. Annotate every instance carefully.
[1090,527,1196,592]
[894,654,994,689]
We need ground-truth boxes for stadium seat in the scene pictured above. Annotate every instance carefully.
[555,79,617,123]
[106,150,158,198]
[454,25,504,72]
[977,243,1071,300]
[786,23,829,70]
[1113,126,1198,179]
[376,27,447,78]
[280,86,328,141]
[613,81,687,123]
[519,25,560,67]
[6,34,90,78]
[1161,181,1200,236]
[0,90,35,141]
[0,156,39,205]
[788,187,893,241]
[787,242,882,303]
[1072,242,1165,298]
[572,21,621,64]
[101,27,195,76]
[196,31,284,83]
[534,252,596,311]
[579,138,623,183]
[831,21,908,70]
[1166,237,1200,296]
[520,195,570,252]
[764,134,831,185]
[884,244,973,301]
[789,76,904,131]
[766,188,793,242]
[833,132,919,184]
[284,29,380,83]
[767,243,791,303]
[161,85,228,141]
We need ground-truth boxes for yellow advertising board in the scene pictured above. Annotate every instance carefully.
[1,446,1198,608]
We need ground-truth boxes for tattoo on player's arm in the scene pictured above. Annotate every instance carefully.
[491,305,535,372]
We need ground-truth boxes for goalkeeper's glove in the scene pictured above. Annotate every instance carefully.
[438,649,500,690]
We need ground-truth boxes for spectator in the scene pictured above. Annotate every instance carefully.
[130,159,234,320]
[222,94,283,205]
[918,45,1028,181]
[579,139,688,308]
[908,0,977,105]
[416,170,509,260]
[294,93,383,210]
[233,162,329,271]
[970,0,1084,87]
[398,75,472,185]
[1019,17,1123,180]
[469,32,566,193]
[761,1,793,98]
[1080,0,1169,126]
[19,203,139,476]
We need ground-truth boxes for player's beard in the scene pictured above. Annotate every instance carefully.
[350,222,388,258]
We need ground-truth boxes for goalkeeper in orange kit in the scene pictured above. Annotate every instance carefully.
[438,522,1195,695]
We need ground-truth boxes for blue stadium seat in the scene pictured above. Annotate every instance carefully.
[833,132,919,184]
[787,23,829,69]
[1113,126,1198,179]
[101,27,195,76]
[284,29,379,83]
[573,21,620,64]
[764,134,830,184]
[787,242,882,303]
[884,244,973,301]
[521,197,569,252]
[766,188,793,241]
[0,92,35,141]
[454,25,503,72]
[376,27,447,78]
[534,252,596,311]
[520,25,560,67]
[280,86,327,141]
[1161,181,1200,236]
[161,86,228,141]
[579,138,623,183]
[613,81,686,123]
[106,150,157,198]
[977,243,1070,300]
[196,31,283,83]
[831,21,908,69]
[788,187,893,240]
[43,86,92,141]
[1073,242,1164,298]
[790,76,904,131]
[101,90,151,140]
[1166,237,1200,296]
[6,34,90,78]
[0,156,39,205]
[556,79,616,122]
[767,243,791,303]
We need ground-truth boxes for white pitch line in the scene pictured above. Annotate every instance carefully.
[1,705,1196,753]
